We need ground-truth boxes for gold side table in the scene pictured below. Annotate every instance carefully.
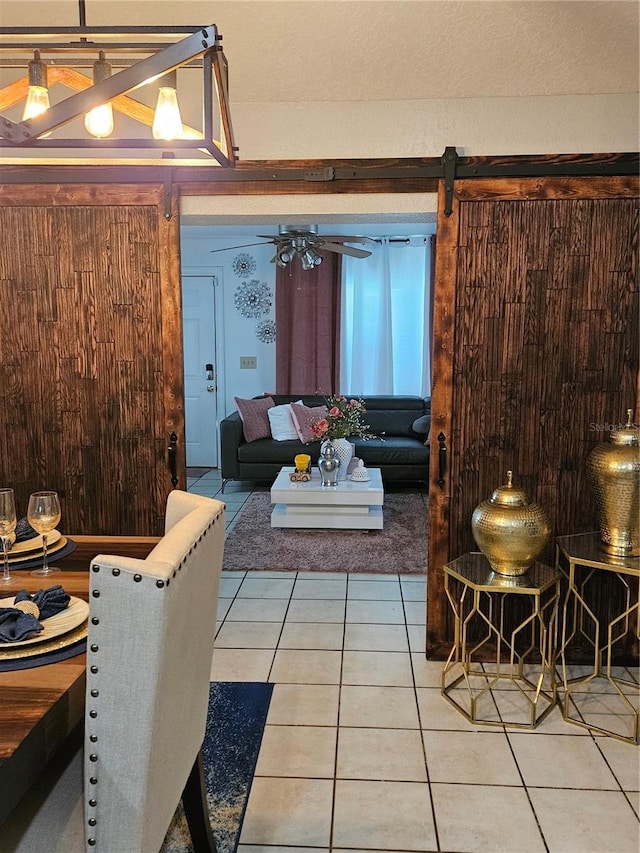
[442,553,560,729]
[556,532,639,744]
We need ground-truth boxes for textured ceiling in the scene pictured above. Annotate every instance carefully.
[1,0,637,102]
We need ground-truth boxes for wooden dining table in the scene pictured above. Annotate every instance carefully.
[0,534,158,827]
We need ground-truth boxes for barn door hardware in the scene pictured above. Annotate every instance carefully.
[442,147,458,217]
[168,431,178,487]
[437,431,447,490]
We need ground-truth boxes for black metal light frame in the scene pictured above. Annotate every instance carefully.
[0,24,237,166]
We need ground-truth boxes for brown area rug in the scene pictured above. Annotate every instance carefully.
[223,489,428,574]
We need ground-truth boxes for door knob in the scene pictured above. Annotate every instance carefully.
[207,385,215,392]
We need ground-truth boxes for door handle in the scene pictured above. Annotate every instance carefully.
[206,385,215,392]
[437,431,446,490]
[168,431,178,487]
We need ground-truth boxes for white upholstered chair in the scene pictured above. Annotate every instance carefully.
[2,490,225,852]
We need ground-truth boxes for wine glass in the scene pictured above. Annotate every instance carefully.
[0,488,17,583]
[27,491,61,577]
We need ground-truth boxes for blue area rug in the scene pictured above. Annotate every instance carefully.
[162,681,273,853]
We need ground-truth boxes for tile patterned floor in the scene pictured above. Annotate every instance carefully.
[188,469,640,853]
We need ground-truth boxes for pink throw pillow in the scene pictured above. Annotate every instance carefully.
[234,396,275,442]
[290,402,328,443]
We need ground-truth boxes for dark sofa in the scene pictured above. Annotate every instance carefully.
[220,394,430,490]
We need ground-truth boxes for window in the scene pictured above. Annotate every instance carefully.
[340,236,432,396]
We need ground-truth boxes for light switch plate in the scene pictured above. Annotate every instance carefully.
[240,356,257,369]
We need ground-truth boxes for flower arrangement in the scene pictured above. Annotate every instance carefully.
[310,395,375,441]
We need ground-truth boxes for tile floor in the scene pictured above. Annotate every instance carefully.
[188,468,640,853]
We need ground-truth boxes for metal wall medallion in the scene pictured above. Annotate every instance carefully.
[232,253,256,278]
[256,319,276,344]
[233,279,272,318]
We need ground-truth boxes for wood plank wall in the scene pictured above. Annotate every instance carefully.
[0,190,183,536]
[450,196,638,562]
[428,179,639,655]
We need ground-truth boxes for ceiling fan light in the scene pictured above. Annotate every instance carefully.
[308,247,323,266]
[278,244,296,264]
[300,247,322,270]
[300,252,314,271]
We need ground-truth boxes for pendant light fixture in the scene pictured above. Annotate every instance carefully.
[84,51,114,139]
[22,50,51,137]
[0,4,236,165]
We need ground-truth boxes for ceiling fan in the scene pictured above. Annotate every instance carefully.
[210,224,375,270]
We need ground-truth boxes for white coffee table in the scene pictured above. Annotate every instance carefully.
[270,466,384,529]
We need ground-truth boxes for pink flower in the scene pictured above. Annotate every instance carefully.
[328,407,343,418]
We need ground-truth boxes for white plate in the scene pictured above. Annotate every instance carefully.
[0,595,89,648]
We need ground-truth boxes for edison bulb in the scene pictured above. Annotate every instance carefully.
[84,103,114,139]
[152,86,183,141]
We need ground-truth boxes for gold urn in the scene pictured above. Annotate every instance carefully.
[586,409,640,558]
[471,471,551,576]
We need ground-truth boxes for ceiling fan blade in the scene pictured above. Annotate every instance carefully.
[320,235,377,244]
[209,241,273,253]
[322,242,372,258]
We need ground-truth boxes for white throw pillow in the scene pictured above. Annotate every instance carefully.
[267,402,302,441]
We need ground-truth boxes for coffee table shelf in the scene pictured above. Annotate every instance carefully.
[270,467,384,529]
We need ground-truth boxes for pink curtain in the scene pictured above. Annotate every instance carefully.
[275,251,342,395]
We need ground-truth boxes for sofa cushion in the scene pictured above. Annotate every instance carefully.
[352,436,430,466]
[290,401,328,443]
[234,396,274,442]
[267,402,301,441]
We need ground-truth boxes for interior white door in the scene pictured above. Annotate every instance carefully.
[182,276,218,467]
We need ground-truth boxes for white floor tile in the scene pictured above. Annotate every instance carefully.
[286,598,345,623]
[509,731,620,789]
[332,779,437,850]
[214,621,283,649]
[342,650,414,687]
[423,730,521,785]
[255,724,337,778]
[267,683,340,727]
[347,579,402,600]
[339,685,420,729]
[432,783,547,852]
[226,598,289,622]
[529,787,640,853]
[291,577,348,598]
[240,778,333,847]
[595,736,640,791]
[270,649,342,684]
[337,727,427,781]
[210,647,275,681]
[343,623,409,652]
[237,577,296,598]
[278,621,344,650]
[346,599,405,624]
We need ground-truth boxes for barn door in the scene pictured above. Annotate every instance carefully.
[0,185,184,536]
[427,176,639,655]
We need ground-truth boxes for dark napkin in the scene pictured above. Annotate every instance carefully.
[14,585,71,620]
[0,607,43,642]
[0,585,71,643]
[15,516,38,543]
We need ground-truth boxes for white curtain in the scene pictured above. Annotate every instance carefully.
[340,237,431,396]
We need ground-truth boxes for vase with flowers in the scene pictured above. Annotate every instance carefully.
[310,395,374,481]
